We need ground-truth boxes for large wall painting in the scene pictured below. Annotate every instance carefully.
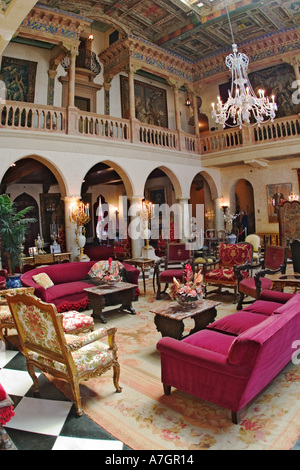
[120,75,168,128]
[0,57,37,102]
[219,63,300,123]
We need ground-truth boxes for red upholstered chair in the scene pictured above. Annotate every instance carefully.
[155,242,192,299]
[113,229,131,260]
[203,243,253,300]
[235,244,287,310]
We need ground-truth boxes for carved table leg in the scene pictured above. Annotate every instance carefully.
[189,306,217,336]
[154,314,184,339]
[119,289,136,315]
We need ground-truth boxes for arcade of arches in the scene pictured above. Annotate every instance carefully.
[0,155,256,266]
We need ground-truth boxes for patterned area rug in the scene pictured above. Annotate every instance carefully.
[48,282,300,450]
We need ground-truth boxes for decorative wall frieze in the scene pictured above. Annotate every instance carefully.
[99,27,300,89]
[17,5,91,47]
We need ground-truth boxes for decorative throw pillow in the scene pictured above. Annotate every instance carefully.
[88,258,123,283]
[32,273,54,289]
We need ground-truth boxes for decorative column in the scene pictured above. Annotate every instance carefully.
[128,65,136,120]
[192,93,199,138]
[65,45,79,134]
[103,81,112,115]
[47,69,57,106]
[213,198,225,232]
[68,46,78,108]
[64,196,80,259]
[128,196,144,258]
[178,197,191,241]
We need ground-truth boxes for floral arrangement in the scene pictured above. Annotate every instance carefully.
[167,264,204,304]
[89,258,121,284]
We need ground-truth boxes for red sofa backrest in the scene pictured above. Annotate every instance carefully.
[21,261,95,286]
[228,306,300,371]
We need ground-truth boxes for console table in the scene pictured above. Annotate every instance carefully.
[21,252,73,269]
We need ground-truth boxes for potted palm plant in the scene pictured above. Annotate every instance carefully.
[0,194,36,287]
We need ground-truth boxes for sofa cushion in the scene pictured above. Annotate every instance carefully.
[259,289,294,304]
[182,329,235,356]
[32,273,54,290]
[207,311,268,336]
[242,300,283,316]
[274,292,300,314]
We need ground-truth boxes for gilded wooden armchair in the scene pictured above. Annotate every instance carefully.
[6,293,122,415]
[0,287,35,344]
[0,287,94,347]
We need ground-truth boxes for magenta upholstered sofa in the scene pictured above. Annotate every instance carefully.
[21,261,140,313]
[157,290,299,423]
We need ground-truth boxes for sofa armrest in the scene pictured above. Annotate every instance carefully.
[157,337,250,378]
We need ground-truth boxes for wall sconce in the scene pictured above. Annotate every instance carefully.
[88,24,94,42]
[221,204,229,214]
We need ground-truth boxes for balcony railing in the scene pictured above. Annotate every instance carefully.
[1,101,300,157]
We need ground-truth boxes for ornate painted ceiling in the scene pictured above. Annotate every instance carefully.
[37,0,300,62]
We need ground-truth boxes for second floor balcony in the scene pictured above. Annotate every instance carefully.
[1,100,300,167]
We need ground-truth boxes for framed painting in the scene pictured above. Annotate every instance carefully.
[148,187,166,205]
[120,75,168,128]
[266,183,292,223]
[0,56,37,102]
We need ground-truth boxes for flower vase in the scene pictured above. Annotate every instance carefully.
[6,274,22,289]
[76,226,90,262]
[175,295,199,309]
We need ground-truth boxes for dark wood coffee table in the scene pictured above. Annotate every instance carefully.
[150,299,220,340]
[84,282,137,324]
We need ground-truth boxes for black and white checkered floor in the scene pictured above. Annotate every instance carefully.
[0,347,130,450]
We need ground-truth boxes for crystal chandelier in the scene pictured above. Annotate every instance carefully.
[212,5,277,129]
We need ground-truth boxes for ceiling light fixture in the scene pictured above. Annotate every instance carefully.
[212,3,277,129]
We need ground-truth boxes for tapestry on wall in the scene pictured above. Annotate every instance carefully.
[120,75,168,128]
[0,57,37,102]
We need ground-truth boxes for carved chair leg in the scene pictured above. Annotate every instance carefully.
[113,361,122,393]
[27,361,39,392]
[70,378,83,416]
[236,292,245,310]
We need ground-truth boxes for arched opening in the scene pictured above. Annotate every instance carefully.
[80,161,132,260]
[234,179,255,238]
[0,157,67,257]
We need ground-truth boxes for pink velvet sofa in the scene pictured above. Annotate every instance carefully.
[157,290,300,423]
[21,261,140,313]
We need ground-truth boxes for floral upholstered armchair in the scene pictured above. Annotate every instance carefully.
[0,287,94,347]
[203,242,253,300]
[6,292,122,416]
